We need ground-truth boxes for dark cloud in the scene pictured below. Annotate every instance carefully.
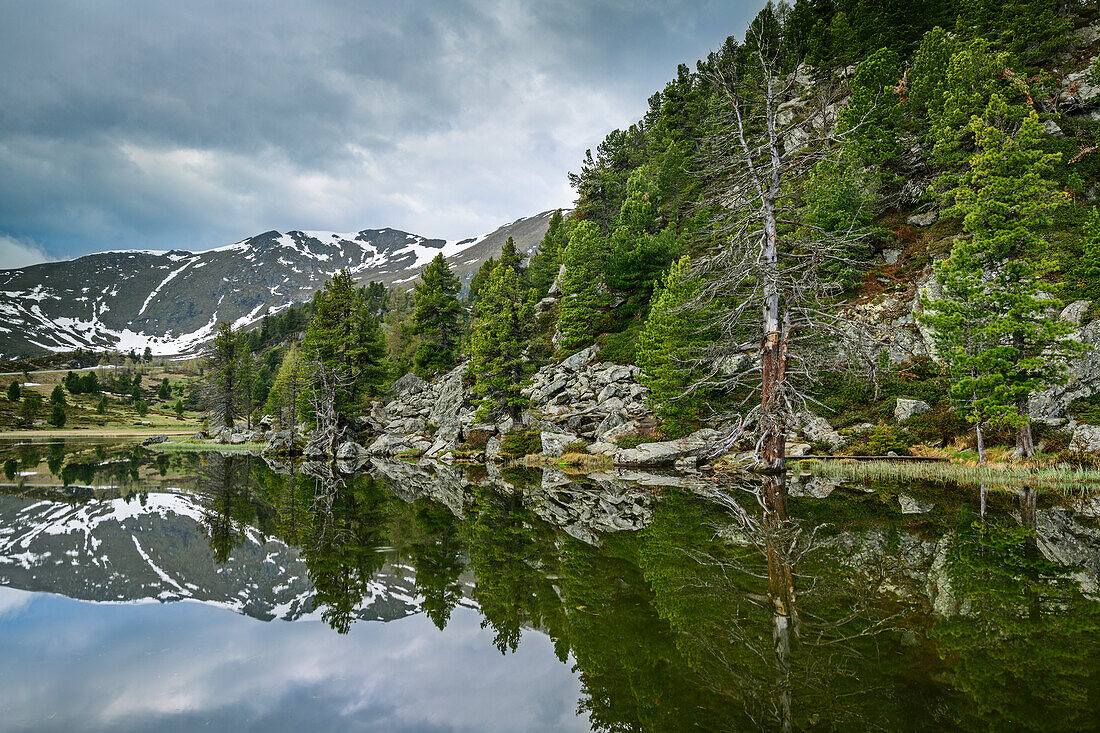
[0,0,763,265]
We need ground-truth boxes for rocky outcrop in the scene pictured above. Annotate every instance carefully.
[613,429,719,468]
[522,346,652,440]
[1070,424,1100,453]
[894,398,932,422]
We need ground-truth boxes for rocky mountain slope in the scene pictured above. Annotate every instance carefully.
[0,211,557,359]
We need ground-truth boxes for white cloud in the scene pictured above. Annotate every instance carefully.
[0,234,50,269]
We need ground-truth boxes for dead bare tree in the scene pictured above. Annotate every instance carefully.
[306,357,355,457]
[692,28,881,470]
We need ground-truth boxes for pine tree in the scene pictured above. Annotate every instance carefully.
[412,253,464,375]
[174,398,185,418]
[605,166,678,304]
[469,262,532,421]
[50,384,66,406]
[301,271,388,424]
[80,372,100,394]
[49,401,66,428]
[158,378,171,401]
[923,97,1078,459]
[265,345,308,428]
[557,220,609,352]
[7,381,19,401]
[637,256,709,437]
[468,257,496,306]
[498,236,523,275]
[529,210,569,297]
[19,391,42,426]
[136,400,148,417]
[202,321,242,428]
[96,396,108,414]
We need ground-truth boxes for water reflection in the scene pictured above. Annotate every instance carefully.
[1,441,1099,730]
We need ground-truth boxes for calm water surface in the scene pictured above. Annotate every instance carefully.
[1,438,1099,731]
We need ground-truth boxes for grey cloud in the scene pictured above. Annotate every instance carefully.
[0,0,763,261]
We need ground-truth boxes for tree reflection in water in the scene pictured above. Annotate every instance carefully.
[189,456,1100,730]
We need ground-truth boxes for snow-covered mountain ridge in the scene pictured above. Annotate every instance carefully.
[0,211,556,358]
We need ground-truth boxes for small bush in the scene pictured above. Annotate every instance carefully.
[464,428,494,449]
[563,440,589,454]
[1068,394,1100,426]
[615,434,652,450]
[500,429,542,459]
[853,423,910,456]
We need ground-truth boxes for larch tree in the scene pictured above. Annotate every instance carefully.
[412,253,464,375]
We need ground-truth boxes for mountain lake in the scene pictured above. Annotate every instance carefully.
[0,437,1098,731]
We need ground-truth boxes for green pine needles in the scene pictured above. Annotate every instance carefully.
[412,254,464,376]
[921,97,1080,461]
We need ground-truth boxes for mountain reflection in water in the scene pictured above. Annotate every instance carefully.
[1,440,1099,731]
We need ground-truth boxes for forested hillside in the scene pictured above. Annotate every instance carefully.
[193,0,1100,468]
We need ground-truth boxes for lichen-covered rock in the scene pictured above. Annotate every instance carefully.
[613,428,719,468]
[1061,299,1091,326]
[336,441,370,460]
[795,410,843,451]
[1070,424,1100,453]
[367,433,412,456]
[540,431,579,458]
[895,398,932,422]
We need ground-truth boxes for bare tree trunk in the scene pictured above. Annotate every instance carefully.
[1015,396,1035,459]
[975,421,986,465]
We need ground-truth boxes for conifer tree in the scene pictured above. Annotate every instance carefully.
[265,345,308,428]
[468,257,496,306]
[301,271,388,424]
[81,372,99,394]
[158,378,171,400]
[498,236,523,274]
[6,381,19,401]
[557,220,608,352]
[412,253,464,375]
[637,256,709,438]
[529,210,569,297]
[174,398,184,418]
[202,321,242,428]
[19,391,42,426]
[605,166,678,304]
[97,396,108,414]
[50,384,66,406]
[923,97,1077,459]
[469,262,532,421]
[49,401,66,427]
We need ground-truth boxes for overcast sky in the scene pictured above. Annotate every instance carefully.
[0,0,764,267]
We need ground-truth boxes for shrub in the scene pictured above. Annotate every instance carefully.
[48,402,66,428]
[500,429,542,459]
[854,423,911,456]
[563,441,590,454]
[463,428,494,449]
[615,434,652,450]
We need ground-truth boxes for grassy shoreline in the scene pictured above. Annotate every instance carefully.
[0,427,198,439]
[794,457,1100,492]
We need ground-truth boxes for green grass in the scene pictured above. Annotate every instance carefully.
[147,439,265,454]
[795,458,1100,492]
